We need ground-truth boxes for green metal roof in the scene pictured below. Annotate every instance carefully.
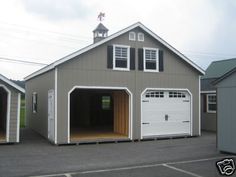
[202,58,236,79]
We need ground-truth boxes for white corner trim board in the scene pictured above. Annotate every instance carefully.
[17,93,21,143]
[24,22,204,81]
[67,86,133,143]
[198,76,201,136]
[54,68,58,144]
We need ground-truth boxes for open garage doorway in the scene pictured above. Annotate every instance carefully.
[0,87,8,142]
[69,87,131,142]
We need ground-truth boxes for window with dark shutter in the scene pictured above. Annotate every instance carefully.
[203,94,207,113]
[159,50,164,72]
[143,48,159,72]
[138,48,143,70]
[107,46,113,69]
[113,45,130,70]
[130,48,135,70]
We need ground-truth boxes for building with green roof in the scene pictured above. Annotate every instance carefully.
[201,58,236,132]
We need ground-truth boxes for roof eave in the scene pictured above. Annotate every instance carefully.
[0,74,25,93]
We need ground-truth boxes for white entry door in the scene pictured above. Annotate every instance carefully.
[48,89,55,141]
[142,90,191,137]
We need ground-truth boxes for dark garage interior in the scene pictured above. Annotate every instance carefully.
[70,89,129,141]
[0,87,7,141]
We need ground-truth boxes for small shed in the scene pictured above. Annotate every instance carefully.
[213,67,236,154]
[0,74,25,143]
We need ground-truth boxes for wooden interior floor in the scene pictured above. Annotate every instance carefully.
[0,130,6,142]
[70,128,128,142]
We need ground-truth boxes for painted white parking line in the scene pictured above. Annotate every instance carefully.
[163,164,203,177]
[30,155,235,177]
[65,174,72,177]
[167,155,236,165]
[80,164,162,174]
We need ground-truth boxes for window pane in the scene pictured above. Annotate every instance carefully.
[102,96,111,110]
[138,33,144,41]
[129,32,135,40]
[146,61,156,70]
[209,104,216,111]
[145,50,156,60]
[114,46,128,69]
[115,47,127,58]
[208,95,216,103]
[116,60,127,68]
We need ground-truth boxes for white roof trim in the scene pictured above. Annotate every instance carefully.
[0,74,25,93]
[25,22,205,80]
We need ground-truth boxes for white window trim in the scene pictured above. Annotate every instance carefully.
[32,92,37,114]
[129,32,136,41]
[143,47,159,72]
[113,44,130,71]
[207,94,216,113]
[138,32,144,41]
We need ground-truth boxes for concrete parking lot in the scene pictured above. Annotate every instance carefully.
[0,129,235,177]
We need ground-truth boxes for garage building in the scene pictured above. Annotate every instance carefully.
[0,74,25,143]
[25,22,204,144]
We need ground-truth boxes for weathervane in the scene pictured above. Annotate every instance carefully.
[98,12,105,22]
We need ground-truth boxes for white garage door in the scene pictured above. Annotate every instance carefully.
[142,90,191,137]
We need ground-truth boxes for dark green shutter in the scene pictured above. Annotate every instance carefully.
[138,48,143,70]
[130,48,135,70]
[159,50,164,72]
[107,46,113,69]
[203,94,207,113]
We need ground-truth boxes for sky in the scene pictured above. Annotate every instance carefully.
[0,0,236,80]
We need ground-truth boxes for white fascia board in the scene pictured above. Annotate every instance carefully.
[24,22,204,80]
[0,74,25,93]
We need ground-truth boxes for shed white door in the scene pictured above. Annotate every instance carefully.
[142,90,191,137]
[48,89,55,141]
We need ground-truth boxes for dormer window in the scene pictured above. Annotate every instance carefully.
[113,45,130,71]
[138,33,144,41]
[129,32,136,41]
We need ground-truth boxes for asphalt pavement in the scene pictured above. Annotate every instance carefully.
[0,129,234,177]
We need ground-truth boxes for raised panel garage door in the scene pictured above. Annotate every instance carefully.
[142,90,191,137]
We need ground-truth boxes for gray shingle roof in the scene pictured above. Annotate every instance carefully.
[202,58,236,79]
[93,23,108,32]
